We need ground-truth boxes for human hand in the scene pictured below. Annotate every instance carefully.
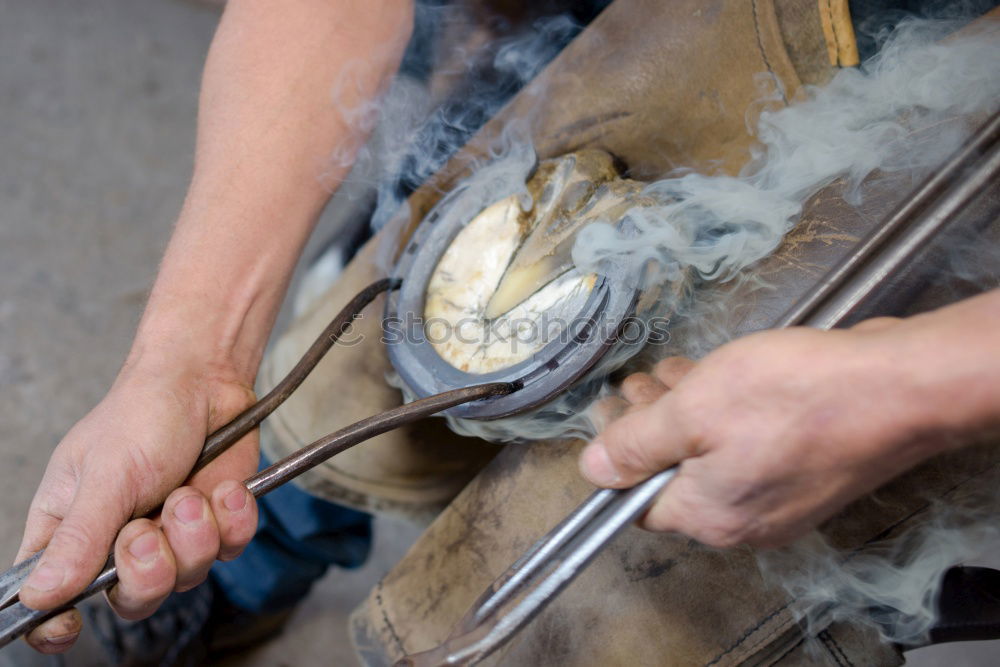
[14,356,260,653]
[580,317,960,549]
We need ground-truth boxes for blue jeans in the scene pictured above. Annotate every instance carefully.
[210,458,372,614]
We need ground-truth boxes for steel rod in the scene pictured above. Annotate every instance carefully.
[195,277,400,470]
[0,278,399,634]
[776,110,1000,329]
[245,382,519,497]
[0,381,519,648]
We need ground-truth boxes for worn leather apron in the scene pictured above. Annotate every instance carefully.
[259,1,999,664]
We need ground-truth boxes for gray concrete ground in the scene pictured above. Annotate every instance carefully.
[0,2,420,665]
[0,1,996,665]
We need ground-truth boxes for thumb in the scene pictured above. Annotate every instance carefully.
[20,471,131,610]
[579,397,688,488]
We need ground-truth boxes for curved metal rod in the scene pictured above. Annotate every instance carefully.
[195,277,401,470]
[245,381,520,497]
[0,277,407,647]
[775,109,1000,329]
[0,278,398,610]
[0,380,520,648]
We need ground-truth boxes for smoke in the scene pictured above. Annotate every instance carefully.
[296,5,592,312]
[443,18,1000,443]
[424,17,1000,650]
[571,18,1000,290]
[566,20,1000,650]
[356,7,587,234]
[757,492,1000,646]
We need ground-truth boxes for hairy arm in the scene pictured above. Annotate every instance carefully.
[581,289,1000,548]
[18,0,413,652]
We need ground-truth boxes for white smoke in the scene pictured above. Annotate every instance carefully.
[446,18,1000,443]
[559,19,1000,651]
[364,10,584,234]
[571,18,1000,289]
[431,17,1000,650]
[758,493,1000,646]
[295,7,587,310]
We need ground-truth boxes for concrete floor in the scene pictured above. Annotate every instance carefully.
[0,1,420,665]
[0,1,996,665]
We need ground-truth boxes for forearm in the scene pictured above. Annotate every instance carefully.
[890,288,1000,448]
[129,0,413,383]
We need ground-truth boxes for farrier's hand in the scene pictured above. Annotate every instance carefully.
[8,0,416,655]
[14,355,260,653]
[580,313,980,549]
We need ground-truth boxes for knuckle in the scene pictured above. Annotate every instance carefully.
[621,373,652,393]
[50,522,96,559]
[653,356,693,379]
[670,392,710,454]
[641,501,675,533]
[219,513,254,550]
[696,514,750,549]
[610,432,656,476]
[175,573,208,593]
[164,529,219,569]
[590,397,628,429]
[117,518,156,548]
[25,609,82,654]
[658,484,750,548]
[115,557,175,603]
[623,374,666,404]
[125,446,164,498]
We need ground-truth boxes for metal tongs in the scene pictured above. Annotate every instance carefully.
[398,468,677,666]
[400,109,1000,665]
[0,278,519,648]
[3,109,997,658]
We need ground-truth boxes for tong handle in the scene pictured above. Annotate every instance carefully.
[0,279,400,649]
[0,379,517,649]
[0,558,117,648]
[400,468,676,666]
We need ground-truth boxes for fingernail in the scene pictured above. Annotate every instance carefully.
[43,632,79,647]
[173,495,205,525]
[127,531,161,564]
[580,440,620,486]
[223,487,247,512]
[25,562,64,593]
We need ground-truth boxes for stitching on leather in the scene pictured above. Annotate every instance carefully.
[770,635,807,666]
[821,0,839,59]
[819,629,854,667]
[705,604,791,665]
[751,0,790,104]
[831,634,855,667]
[375,579,407,655]
[704,461,1000,665]
[858,460,999,548]
[726,616,798,665]
[818,631,841,666]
